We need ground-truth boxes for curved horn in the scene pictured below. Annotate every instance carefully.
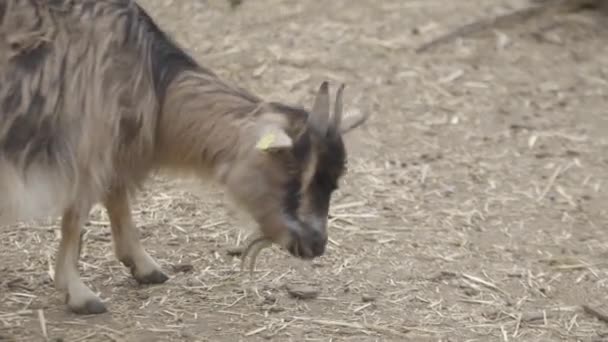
[331,83,345,133]
[310,81,330,136]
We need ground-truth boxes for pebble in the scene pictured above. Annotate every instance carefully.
[171,263,194,273]
[285,285,320,300]
[226,246,245,257]
[362,294,377,303]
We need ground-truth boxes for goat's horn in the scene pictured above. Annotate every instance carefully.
[310,81,330,135]
[331,83,345,132]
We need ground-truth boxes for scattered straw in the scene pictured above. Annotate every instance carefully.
[37,310,47,340]
[293,317,410,338]
[244,326,267,337]
[0,1,606,341]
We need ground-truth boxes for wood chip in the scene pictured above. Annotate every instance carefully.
[362,294,377,303]
[286,285,320,300]
[226,246,244,257]
[171,264,194,273]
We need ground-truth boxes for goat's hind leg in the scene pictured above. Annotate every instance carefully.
[54,205,107,314]
[104,187,168,284]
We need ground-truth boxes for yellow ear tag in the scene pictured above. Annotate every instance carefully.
[256,132,276,150]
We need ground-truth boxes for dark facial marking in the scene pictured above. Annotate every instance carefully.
[309,134,346,214]
[276,101,347,221]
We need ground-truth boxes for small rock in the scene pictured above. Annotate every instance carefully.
[286,285,320,300]
[262,294,277,305]
[463,288,479,297]
[171,264,194,273]
[135,292,150,300]
[428,271,458,282]
[537,31,563,45]
[361,294,376,303]
[228,0,243,9]
[268,306,285,313]
[178,331,196,341]
[226,246,244,257]
[482,309,501,320]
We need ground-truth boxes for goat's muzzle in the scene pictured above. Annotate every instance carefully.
[285,220,328,259]
[260,213,328,259]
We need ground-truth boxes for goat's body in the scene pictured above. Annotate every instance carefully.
[0,0,366,315]
[0,0,267,314]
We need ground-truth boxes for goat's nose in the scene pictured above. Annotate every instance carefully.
[308,228,327,257]
[286,220,328,259]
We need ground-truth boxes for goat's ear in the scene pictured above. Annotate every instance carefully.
[255,127,293,151]
[339,109,369,134]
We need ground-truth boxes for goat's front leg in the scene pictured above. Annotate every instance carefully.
[55,205,107,314]
[104,187,168,284]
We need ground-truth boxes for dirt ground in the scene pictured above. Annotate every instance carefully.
[2,0,608,341]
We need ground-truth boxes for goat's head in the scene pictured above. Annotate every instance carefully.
[223,82,368,260]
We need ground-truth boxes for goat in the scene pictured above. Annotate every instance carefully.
[0,0,368,315]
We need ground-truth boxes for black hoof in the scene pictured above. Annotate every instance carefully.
[69,299,107,315]
[135,270,169,285]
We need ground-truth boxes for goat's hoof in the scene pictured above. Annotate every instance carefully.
[67,297,107,315]
[135,269,169,285]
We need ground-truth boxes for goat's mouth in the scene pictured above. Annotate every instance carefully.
[284,228,326,259]
[240,216,328,275]
[283,216,328,259]
[256,213,328,260]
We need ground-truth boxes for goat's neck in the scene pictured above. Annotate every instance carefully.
[155,71,260,178]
